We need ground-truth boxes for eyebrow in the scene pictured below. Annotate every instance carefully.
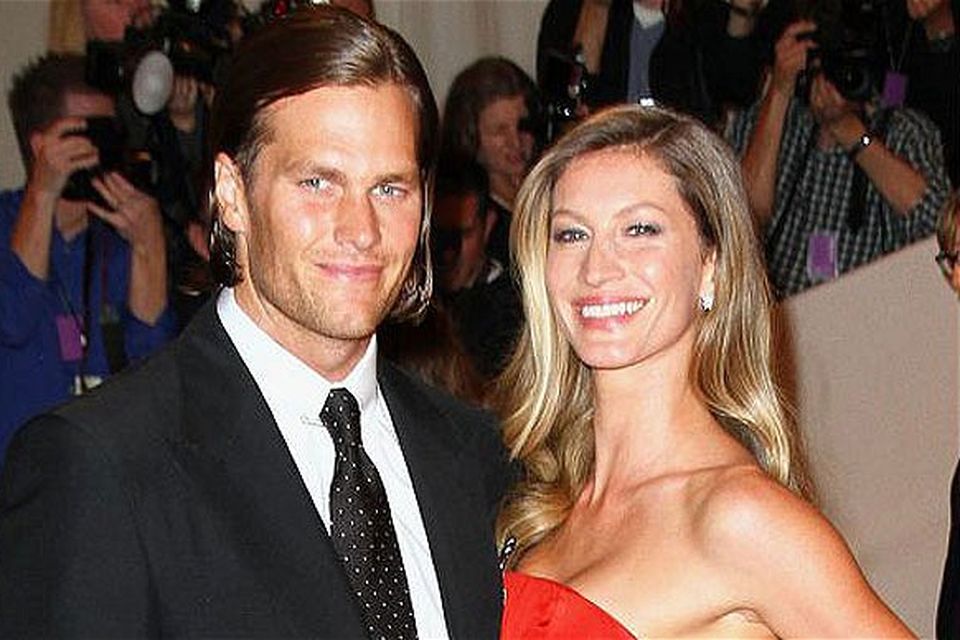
[286,160,420,186]
[551,202,669,220]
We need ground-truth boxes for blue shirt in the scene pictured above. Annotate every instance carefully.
[0,189,175,464]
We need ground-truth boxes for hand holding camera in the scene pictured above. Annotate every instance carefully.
[88,172,164,253]
[808,74,865,146]
[29,117,100,201]
[771,20,818,97]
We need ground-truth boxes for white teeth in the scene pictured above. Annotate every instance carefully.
[580,299,646,319]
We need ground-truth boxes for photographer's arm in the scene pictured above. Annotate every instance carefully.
[811,79,928,217]
[740,21,815,226]
[89,173,168,325]
[572,0,612,75]
[10,118,98,280]
[831,116,927,217]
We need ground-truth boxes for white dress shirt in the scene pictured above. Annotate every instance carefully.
[217,288,449,639]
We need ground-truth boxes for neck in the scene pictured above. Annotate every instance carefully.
[55,200,89,241]
[587,336,715,497]
[234,283,370,382]
[488,172,519,209]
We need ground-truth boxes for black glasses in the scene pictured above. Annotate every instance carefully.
[937,249,959,278]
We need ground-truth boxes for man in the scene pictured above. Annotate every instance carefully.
[432,165,521,379]
[730,18,951,298]
[938,191,960,638]
[0,8,505,639]
[0,54,173,466]
[535,0,782,128]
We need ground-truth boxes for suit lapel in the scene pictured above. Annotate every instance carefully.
[379,363,502,639]
[173,302,366,636]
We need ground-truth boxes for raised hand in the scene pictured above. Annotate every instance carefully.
[770,20,818,96]
[28,117,99,199]
[88,172,164,252]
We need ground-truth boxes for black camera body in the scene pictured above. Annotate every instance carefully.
[539,46,591,143]
[85,0,235,96]
[62,116,153,206]
[796,0,888,103]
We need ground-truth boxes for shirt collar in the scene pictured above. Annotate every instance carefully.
[216,288,380,419]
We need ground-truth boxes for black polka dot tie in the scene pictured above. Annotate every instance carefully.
[322,388,418,640]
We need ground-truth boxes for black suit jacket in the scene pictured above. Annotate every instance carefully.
[0,301,507,638]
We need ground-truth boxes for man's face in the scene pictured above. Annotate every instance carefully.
[218,84,422,373]
[433,190,493,292]
[81,0,151,41]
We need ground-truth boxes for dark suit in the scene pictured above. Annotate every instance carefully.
[0,300,507,638]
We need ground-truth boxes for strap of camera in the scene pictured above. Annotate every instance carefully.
[847,107,893,232]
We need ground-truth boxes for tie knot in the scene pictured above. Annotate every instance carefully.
[321,387,362,449]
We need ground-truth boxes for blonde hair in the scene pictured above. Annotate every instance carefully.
[494,105,811,561]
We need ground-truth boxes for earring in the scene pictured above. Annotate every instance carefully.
[698,292,714,312]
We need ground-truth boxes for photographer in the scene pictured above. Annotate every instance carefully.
[0,54,175,466]
[535,0,791,130]
[730,16,951,298]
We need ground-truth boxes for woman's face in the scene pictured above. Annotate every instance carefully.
[476,95,535,185]
[546,149,715,372]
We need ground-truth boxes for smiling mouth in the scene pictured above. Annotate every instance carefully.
[579,299,647,319]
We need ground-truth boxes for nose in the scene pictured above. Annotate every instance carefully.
[334,192,380,252]
[581,237,624,287]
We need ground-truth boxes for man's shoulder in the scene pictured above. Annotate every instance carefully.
[15,305,225,466]
[883,106,941,139]
[0,189,25,225]
[380,358,495,429]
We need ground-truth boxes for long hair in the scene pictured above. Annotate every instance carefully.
[439,57,539,167]
[494,104,811,561]
[206,5,438,322]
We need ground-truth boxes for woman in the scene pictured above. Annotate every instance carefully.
[440,57,540,268]
[495,104,913,637]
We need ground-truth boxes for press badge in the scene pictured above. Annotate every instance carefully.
[55,314,84,362]
[882,71,908,108]
[807,231,839,283]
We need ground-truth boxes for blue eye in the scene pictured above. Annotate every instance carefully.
[627,221,661,237]
[300,176,332,192]
[374,183,407,199]
[552,227,588,244]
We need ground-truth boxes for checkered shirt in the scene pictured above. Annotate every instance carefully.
[729,99,950,298]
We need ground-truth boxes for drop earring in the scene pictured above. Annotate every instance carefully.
[698,292,714,312]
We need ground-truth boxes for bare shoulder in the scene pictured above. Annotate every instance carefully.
[689,466,913,637]
[691,465,822,557]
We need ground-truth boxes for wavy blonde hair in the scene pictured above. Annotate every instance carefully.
[494,105,811,562]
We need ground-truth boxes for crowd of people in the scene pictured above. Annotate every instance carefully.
[0,0,958,637]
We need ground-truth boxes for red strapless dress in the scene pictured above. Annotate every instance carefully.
[501,571,636,639]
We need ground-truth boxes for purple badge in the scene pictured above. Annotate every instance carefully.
[56,314,84,362]
[882,71,908,108]
[807,232,838,283]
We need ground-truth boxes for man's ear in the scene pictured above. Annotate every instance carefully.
[214,152,249,234]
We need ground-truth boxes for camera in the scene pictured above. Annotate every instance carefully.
[62,116,153,207]
[85,0,237,102]
[795,0,888,103]
[539,46,590,143]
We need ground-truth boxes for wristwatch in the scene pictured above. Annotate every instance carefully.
[846,132,873,159]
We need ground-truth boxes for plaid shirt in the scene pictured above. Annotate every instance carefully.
[729,99,950,298]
